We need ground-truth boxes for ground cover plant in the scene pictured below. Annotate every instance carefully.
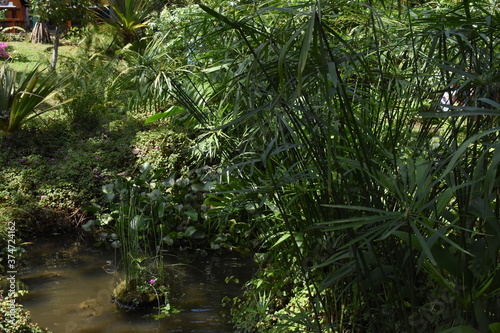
[0,293,51,333]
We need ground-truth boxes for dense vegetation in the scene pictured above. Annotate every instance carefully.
[1,0,500,332]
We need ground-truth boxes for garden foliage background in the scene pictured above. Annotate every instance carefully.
[1,0,500,332]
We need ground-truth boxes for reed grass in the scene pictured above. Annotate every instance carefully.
[113,0,500,330]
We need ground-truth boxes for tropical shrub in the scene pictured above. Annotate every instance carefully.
[136,0,500,331]
[57,52,124,130]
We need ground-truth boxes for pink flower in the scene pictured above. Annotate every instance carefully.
[149,279,156,284]
[0,43,10,58]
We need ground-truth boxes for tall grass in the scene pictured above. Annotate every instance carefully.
[118,0,500,331]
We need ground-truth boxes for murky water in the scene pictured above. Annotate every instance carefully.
[20,236,254,333]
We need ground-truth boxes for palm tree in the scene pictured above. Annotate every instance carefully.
[104,0,162,46]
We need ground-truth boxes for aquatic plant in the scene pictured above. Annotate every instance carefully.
[99,163,168,288]
[84,162,213,311]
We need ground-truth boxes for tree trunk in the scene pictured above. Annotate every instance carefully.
[31,21,52,44]
[51,26,60,70]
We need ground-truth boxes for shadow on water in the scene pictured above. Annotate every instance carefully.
[20,236,255,333]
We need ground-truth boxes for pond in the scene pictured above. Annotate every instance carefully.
[20,236,254,333]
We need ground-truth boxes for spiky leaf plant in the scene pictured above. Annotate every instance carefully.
[0,64,58,135]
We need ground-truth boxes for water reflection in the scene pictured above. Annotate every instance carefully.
[21,236,253,333]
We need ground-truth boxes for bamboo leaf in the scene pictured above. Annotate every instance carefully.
[270,232,292,249]
[410,223,437,265]
[144,106,185,124]
[297,9,316,94]
[199,4,241,30]
[490,323,500,333]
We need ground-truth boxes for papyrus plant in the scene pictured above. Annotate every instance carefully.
[109,0,500,331]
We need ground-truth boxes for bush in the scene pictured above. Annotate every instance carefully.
[58,53,124,131]
[132,121,193,173]
[0,294,51,333]
[0,113,140,235]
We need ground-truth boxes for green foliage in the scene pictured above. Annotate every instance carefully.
[0,32,27,43]
[141,0,500,331]
[132,122,192,172]
[147,3,205,59]
[0,112,140,235]
[30,0,91,29]
[1,0,499,331]
[228,251,323,333]
[0,294,51,333]
[101,0,162,47]
[0,63,59,135]
[84,162,215,286]
[0,28,26,43]
[57,52,124,130]
[76,24,119,55]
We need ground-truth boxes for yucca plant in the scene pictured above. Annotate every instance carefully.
[0,64,58,136]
